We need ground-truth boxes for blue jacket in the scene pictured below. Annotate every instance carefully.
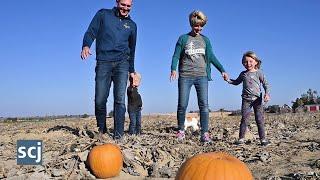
[171,33,225,81]
[82,7,137,73]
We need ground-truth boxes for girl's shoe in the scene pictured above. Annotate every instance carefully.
[235,138,245,145]
[176,130,186,141]
[261,139,270,146]
[200,132,212,143]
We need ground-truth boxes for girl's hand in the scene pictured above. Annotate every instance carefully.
[170,71,177,82]
[264,93,270,102]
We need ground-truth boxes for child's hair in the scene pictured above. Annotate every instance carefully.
[242,51,262,69]
[189,10,207,27]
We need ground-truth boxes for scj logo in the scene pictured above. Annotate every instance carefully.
[17,140,42,165]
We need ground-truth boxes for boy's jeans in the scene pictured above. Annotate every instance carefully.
[177,76,209,135]
[94,60,129,139]
[128,110,142,135]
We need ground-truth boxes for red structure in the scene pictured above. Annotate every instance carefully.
[305,104,320,112]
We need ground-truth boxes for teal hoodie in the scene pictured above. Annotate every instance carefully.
[171,33,225,81]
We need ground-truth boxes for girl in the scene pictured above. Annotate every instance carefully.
[170,10,228,143]
[227,51,270,146]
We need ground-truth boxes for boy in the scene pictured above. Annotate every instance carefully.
[127,73,142,135]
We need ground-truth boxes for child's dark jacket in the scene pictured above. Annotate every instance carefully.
[127,86,142,112]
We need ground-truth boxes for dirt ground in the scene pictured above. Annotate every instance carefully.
[0,112,319,179]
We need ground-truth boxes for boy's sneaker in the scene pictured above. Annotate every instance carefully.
[200,132,212,143]
[235,138,245,145]
[176,130,186,141]
[261,139,270,146]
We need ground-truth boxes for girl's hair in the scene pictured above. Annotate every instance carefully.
[189,10,207,27]
[242,51,262,69]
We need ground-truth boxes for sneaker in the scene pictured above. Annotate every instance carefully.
[200,132,212,143]
[96,131,109,142]
[235,138,245,145]
[261,139,270,146]
[176,130,186,141]
[98,126,108,134]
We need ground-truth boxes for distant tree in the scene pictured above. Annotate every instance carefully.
[266,105,280,113]
[5,117,18,122]
[81,114,89,118]
[292,88,320,110]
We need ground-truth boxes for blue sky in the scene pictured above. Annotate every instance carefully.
[1,0,319,117]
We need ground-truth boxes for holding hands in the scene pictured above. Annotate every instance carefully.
[264,93,270,102]
[131,72,141,87]
[222,72,229,81]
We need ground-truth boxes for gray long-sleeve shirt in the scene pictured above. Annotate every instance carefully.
[228,70,270,100]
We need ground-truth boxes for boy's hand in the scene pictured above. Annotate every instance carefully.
[264,93,270,102]
[225,79,232,84]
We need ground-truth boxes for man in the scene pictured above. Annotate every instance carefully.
[81,0,137,140]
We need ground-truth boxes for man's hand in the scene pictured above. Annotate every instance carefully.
[130,73,138,87]
[81,46,92,60]
[170,71,177,82]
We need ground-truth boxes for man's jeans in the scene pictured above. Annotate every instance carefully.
[95,60,129,139]
[177,76,209,135]
[128,110,142,135]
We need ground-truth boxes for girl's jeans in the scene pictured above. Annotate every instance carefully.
[94,59,129,139]
[128,110,142,135]
[239,96,266,140]
[177,76,209,135]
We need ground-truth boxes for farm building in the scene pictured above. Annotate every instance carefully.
[305,104,320,112]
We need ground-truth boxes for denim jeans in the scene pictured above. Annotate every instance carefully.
[239,96,266,140]
[95,59,129,139]
[128,110,142,135]
[177,76,209,135]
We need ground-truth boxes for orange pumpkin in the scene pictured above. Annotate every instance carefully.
[176,152,253,180]
[87,143,123,178]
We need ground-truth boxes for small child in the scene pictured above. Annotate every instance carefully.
[127,72,143,135]
[226,51,270,146]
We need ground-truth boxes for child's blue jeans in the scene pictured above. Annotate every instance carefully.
[128,110,142,135]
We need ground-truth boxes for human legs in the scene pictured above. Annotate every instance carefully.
[95,61,112,133]
[177,77,192,131]
[129,110,141,135]
[135,110,142,134]
[113,59,129,139]
[253,96,266,140]
[194,77,209,135]
[239,99,252,139]
[128,111,137,135]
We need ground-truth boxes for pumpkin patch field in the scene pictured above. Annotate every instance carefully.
[0,112,319,179]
